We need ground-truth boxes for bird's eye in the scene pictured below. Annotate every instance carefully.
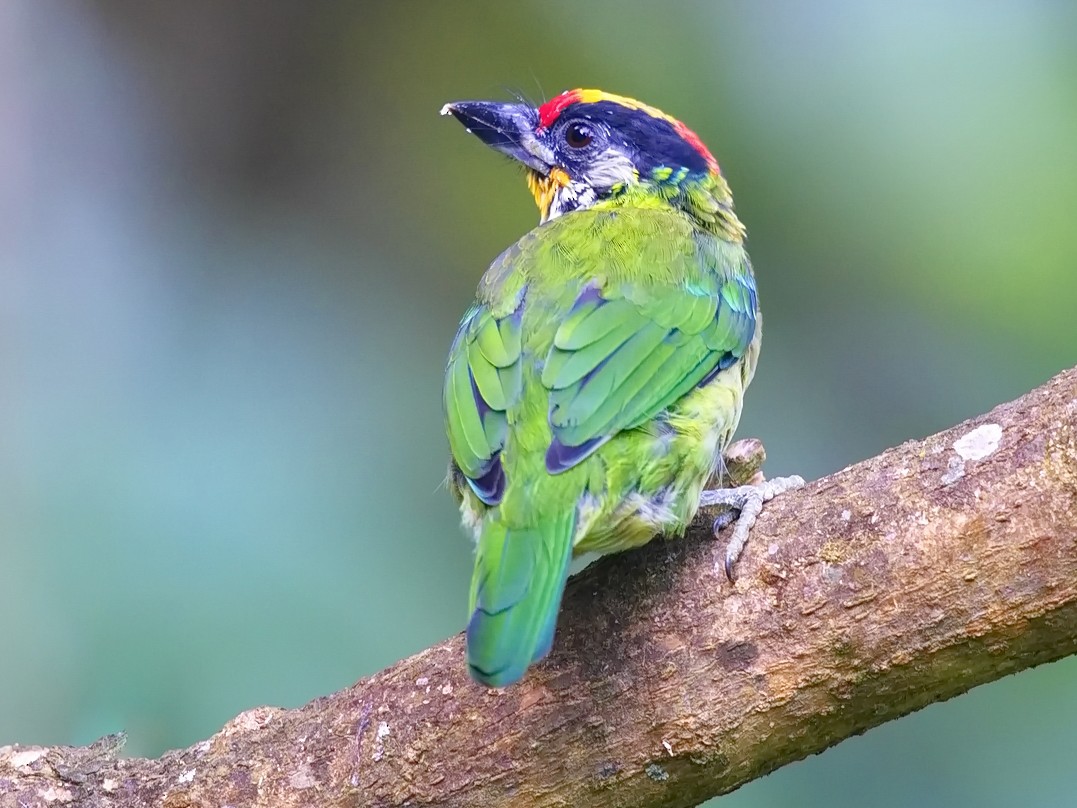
[564,122,593,149]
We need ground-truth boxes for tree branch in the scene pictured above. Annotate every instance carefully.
[4,367,1077,808]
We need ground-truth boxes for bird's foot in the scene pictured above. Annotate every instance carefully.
[699,475,805,581]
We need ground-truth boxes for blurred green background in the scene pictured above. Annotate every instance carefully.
[2,2,1075,806]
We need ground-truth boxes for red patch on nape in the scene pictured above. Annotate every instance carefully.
[537,90,582,130]
[673,121,721,174]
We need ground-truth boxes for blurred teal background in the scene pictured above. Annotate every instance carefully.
[1,2,1075,806]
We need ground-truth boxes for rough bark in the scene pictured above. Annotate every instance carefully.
[3,366,1076,808]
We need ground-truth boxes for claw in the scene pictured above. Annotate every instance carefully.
[700,475,806,581]
[711,510,737,534]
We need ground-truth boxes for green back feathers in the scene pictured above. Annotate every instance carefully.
[544,261,756,471]
[445,205,757,483]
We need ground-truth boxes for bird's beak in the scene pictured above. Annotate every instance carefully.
[441,100,554,175]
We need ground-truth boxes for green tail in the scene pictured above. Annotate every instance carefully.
[466,512,576,687]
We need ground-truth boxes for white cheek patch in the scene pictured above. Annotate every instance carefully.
[546,150,636,221]
[587,150,637,189]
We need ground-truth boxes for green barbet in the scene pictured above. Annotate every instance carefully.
[441,89,802,687]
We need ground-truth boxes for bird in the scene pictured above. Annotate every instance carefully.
[440,89,802,687]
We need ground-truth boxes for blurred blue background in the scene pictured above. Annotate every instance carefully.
[1,2,1075,806]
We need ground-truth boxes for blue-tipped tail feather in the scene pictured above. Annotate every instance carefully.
[466,513,575,687]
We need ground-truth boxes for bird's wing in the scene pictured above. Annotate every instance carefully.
[542,255,757,473]
[444,301,524,504]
